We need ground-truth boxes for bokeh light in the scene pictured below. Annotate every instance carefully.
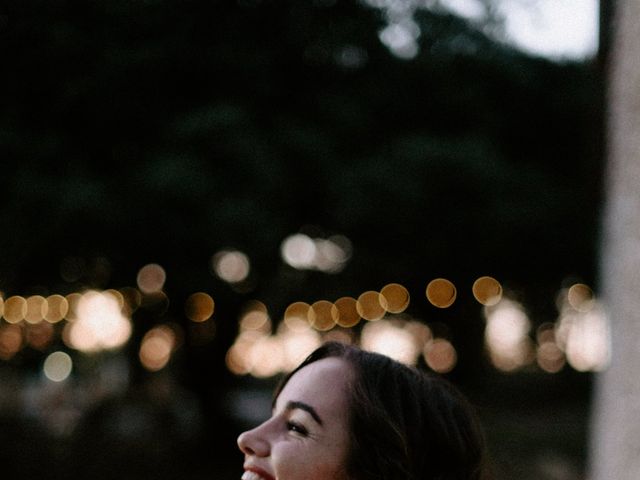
[280,325,322,371]
[281,234,316,269]
[225,332,259,376]
[555,285,609,372]
[212,250,250,283]
[356,291,387,321]
[3,296,27,324]
[25,295,47,324]
[0,324,23,360]
[284,302,312,332]
[472,276,503,306]
[380,283,410,313]
[424,338,458,373]
[63,290,132,353]
[45,294,68,323]
[185,292,215,322]
[248,335,285,378]
[280,233,352,273]
[323,328,355,345]
[484,298,533,371]
[139,325,177,372]
[308,300,338,331]
[567,283,595,312]
[334,296,361,328]
[239,301,271,333]
[43,351,73,382]
[379,19,420,59]
[105,289,125,310]
[426,278,457,308]
[564,305,609,372]
[361,319,422,365]
[136,263,166,294]
[312,237,352,273]
[64,293,82,321]
[537,340,565,373]
[227,305,326,377]
[26,322,54,350]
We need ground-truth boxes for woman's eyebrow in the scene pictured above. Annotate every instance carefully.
[285,400,323,425]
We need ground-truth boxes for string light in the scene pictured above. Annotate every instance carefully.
[0,271,607,378]
[426,278,457,308]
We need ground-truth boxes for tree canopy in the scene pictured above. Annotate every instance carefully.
[0,1,603,477]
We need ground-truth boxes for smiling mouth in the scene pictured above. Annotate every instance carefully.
[242,470,274,480]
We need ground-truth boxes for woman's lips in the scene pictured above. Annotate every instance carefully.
[242,467,275,480]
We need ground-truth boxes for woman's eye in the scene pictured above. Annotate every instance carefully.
[286,421,308,436]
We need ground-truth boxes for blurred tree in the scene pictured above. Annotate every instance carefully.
[1,0,601,309]
[0,1,603,475]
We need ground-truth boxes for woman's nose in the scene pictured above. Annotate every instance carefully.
[237,425,270,457]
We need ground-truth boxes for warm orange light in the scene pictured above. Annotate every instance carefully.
[26,322,54,350]
[361,319,420,365]
[185,292,215,322]
[356,291,387,321]
[472,276,502,306]
[536,341,565,373]
[380,283,410,313]
[3,296,27,324]
[25,295,47,324]
[63,290,132,353]
[334,297,361,328]
[308,301,338,331]
[424,339,457,373]
[536,322,556,344]
[425,279,457,308]
[484,299,533,371]
[225,331,266,376]
[136,263,166,294]
[249,336,284,378]
[239,300,271,333]
[64,293,83,321]
[105,289,125,309]
[280,327,322,371]
[405,320,433,346]
[323,329,354,345]
[139,325,176,372]
[0,324,23,360]
[226,342,251,376]
[284,302,311,331]
[45,295,68,323]
[567,283,594,312]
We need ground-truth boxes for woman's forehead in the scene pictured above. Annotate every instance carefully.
[276,357,352,410]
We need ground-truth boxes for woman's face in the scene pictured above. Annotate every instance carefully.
[237,357,352,480]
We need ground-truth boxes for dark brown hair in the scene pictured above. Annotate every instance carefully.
[275,341,488,480]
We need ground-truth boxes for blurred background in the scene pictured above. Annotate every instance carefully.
[1,1,607,479]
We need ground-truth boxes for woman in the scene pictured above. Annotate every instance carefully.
[238,341,488,480]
